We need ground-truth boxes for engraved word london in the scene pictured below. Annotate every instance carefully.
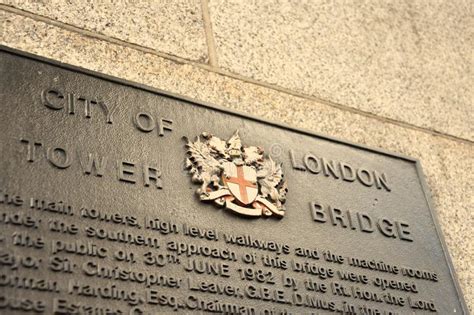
[0,47,467,314]
[185,131,288,218]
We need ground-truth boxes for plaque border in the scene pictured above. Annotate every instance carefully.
[0,45,468,312]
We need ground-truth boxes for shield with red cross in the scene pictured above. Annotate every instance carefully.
[222,162,258,205]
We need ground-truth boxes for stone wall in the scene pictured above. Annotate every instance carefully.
[1,0,472,310]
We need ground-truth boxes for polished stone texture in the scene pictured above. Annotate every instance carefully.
[209,0,473,141]
[1,4,472,310]
[1,0,208,62]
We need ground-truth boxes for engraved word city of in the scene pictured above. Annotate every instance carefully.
[0,47,466,314]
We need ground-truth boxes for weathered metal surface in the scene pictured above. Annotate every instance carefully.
[0,46,467,314]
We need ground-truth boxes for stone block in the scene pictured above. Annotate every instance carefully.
[1,0,208,62]
[209,0,473,141]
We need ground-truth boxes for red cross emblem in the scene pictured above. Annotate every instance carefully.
[222,162,258,205]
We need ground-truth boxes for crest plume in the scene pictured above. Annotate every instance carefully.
[227,130,242,158]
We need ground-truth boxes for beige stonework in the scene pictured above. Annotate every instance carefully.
[1,0,208,62]
[208,0,473,141]
[1,1,472,311]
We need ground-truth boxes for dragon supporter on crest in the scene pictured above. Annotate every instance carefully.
[185,131,288,218]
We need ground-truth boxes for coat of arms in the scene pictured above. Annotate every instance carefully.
[185,131,288,218]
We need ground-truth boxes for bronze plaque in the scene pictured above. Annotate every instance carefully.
[0,46,467,314]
